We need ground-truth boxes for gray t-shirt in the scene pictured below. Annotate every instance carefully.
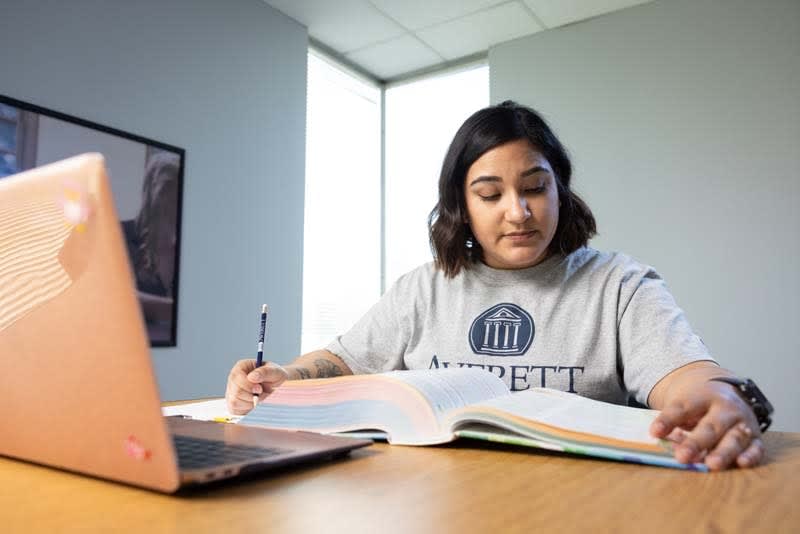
[327,247,714,406]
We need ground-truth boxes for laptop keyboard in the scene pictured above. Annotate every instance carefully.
[173,435,289,470]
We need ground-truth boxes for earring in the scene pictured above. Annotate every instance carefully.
[465,224,474,261]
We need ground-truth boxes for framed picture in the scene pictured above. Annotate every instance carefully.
[0,94,185,347]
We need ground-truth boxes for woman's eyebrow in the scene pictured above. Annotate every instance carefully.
[469,166,550,187]
[469,175,501,187]
[520,166,550,178]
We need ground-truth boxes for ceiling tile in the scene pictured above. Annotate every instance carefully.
[522,0,653,28]
[346,34,444,80]
[264,0,405,52]
[369,0,505,30]
[417,2,544,61]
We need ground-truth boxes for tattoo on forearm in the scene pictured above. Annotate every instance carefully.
[314,359,343,378]
[294,367,311,380]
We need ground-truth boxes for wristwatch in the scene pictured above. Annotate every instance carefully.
[709,377,774,432]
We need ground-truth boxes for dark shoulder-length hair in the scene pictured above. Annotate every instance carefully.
[428,101,597,278]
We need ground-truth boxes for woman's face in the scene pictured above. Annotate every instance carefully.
[464,139,560,270]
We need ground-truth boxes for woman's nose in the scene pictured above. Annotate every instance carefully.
[505,195,531,223]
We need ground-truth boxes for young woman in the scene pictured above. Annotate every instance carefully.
[226,101,771,470]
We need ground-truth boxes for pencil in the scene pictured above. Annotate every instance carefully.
[253,304,268,409]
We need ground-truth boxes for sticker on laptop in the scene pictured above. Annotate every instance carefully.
[124,435,152,461]
[59,180,92,231]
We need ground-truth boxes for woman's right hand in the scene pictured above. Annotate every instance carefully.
[225,358,289,415]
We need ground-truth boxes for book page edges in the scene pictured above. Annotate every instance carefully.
[455,428,706,472]
[251,374,447,443]
[450,406,667,454]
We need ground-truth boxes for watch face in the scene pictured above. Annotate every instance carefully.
[744,379,774,414]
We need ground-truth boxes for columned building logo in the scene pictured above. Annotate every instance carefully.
[469,303,534,356]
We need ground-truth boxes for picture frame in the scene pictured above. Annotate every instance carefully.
[0,94,185,347]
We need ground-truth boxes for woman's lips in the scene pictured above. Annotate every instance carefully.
[504,230,537,241]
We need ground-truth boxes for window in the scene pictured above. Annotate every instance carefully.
[0,102,39,177]
[302,57,488,353]
[384,65,489,288]
[301,52,382,353]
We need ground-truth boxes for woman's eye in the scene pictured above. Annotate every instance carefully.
[479,194,500,201]
[525,185,546,194]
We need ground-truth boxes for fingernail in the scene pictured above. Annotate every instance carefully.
[677,445,696,462]
[669,428,687,443]
[651,421,666,435]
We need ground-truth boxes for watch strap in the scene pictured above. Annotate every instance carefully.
[709,376,774,432]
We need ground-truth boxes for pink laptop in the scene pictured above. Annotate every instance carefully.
[0,153,370,492]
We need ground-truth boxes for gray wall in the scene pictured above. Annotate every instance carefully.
[491,0,799,430]
[1,0,308,400]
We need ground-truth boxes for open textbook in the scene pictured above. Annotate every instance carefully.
[165,368,706,471]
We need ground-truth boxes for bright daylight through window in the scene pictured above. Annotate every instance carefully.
[384,65,489,288]
[302,53,488,352]
[301,52,381,353]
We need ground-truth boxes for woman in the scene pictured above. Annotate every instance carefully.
[226,101,770,470]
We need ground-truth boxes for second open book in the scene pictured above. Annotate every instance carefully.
[236,368,706,472]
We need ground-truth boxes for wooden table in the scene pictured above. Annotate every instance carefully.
[2,432,797,533]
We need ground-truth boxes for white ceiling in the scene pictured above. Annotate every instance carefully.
[262,0,653,82]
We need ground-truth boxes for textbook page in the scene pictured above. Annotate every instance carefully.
[450,388,660,445]
[387,368,510,419]
[447,388,713,470]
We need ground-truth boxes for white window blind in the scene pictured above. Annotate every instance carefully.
[301,52,382,354]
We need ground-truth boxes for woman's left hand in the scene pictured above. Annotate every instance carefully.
[650,376,765,471]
